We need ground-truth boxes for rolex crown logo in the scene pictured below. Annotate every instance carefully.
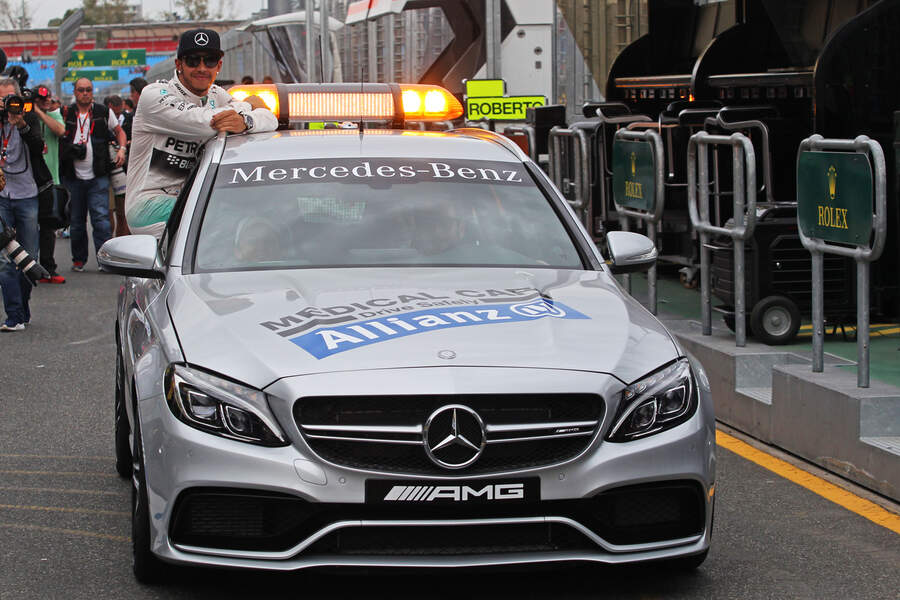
[630,152,636,177]
[827,165,837,200]
[77,52,84,60]
[121,50,128,58]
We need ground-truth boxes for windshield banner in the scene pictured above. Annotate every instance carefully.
[219,158,531,188]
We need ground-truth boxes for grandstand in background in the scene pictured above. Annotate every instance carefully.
[0,21,241,97]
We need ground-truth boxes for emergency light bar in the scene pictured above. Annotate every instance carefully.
[227,83,463,127]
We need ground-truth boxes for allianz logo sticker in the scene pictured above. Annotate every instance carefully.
[289,298,589,359]
[384,483,525,502]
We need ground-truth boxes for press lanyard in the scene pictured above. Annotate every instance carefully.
[76,111,94,144]
[0,124,10,165]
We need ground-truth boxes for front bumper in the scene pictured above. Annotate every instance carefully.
[138,367,716,570]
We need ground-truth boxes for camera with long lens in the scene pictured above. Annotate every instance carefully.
[0,214,48,284]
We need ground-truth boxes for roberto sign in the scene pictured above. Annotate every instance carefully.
[463,78,545,121]
[797,151,873,245]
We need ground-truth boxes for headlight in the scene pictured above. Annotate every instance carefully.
[164,364,288,447]
[606,359,697,442]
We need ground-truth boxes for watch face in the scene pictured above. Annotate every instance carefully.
[244,114,254,130]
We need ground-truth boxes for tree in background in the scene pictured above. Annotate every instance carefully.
[176,0,236,21]
[0,0,33,29]
[81,0,136,25]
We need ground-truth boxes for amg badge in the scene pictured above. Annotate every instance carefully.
[366,478,539,504]
[384,483,524,502]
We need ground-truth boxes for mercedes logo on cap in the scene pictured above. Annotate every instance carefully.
[423,405,486,469]
[194,32,209,46]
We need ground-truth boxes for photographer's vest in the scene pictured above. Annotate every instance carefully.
[62,102,111,179]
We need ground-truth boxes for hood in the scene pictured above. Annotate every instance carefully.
[167,268,679,390]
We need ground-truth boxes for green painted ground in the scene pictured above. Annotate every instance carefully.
[618,268,900,388]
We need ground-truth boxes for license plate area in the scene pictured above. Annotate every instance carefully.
[366,478,540,504]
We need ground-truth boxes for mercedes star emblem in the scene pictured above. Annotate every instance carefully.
[194,32,209,46]
[423,404,486,469]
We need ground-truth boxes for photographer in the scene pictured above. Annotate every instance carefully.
[0,77,52,331]
[60,78,126,272]
[32,85,66,283]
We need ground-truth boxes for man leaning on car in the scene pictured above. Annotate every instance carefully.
[125,28,278,240]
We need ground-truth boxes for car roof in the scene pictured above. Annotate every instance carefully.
[220,128,526,165]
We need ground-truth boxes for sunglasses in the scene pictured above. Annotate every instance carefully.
[182,54,220,68]
[75,87,93,93]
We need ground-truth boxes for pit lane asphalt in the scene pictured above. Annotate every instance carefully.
[1,247,898,600]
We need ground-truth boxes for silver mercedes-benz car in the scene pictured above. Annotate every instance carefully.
[101,84,715,582]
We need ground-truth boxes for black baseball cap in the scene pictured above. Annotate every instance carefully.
[177,28,224,59]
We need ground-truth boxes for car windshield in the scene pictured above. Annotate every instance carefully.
[194,157,584,271]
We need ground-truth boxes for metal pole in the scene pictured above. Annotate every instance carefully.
[698,141,712,336]
[733,143,746,347]
[306,2,315,82]
[648,221,657,315]
[621,216,631,294]
[320,0,330,83]
[811,251,824,372]
[485,0,502,79]
[368,19,378,82]
[384,13,395,82]
[405,10,415,82]
[857,260,870,387]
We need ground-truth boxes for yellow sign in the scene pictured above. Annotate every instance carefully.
[465,79,505,98]
[465,96,546,121]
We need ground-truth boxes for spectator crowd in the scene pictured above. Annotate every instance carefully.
[0,69,148,332]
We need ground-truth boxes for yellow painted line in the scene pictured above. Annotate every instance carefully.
[0,522,129,542]
[0,470,118,478]
[716,430,900,535]
[0,453,109,461]
[0,504,129,517]
[0,486,121,496]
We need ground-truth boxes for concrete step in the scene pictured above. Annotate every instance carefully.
[862,436,900,457]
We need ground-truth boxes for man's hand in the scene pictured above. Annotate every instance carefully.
[209,109,246,133]
[243,95,269,111]
[8,112,25,129]
[114,146,126,167]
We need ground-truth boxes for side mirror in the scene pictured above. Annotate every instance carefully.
[97,235,165,279]
[606,231,657,274]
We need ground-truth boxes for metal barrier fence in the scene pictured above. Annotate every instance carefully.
[502,124,538,162]
[612,128,665,315]
[687,131,757,346]
[797,135,887,388]
[548,126,591,227]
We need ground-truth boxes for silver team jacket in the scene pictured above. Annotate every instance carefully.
[125,74,279,238]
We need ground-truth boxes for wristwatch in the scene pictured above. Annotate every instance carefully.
[242,113,254,132]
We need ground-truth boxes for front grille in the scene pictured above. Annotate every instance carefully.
[169,481,705,554]
[294,394,605,474]
[306,523,594,555]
